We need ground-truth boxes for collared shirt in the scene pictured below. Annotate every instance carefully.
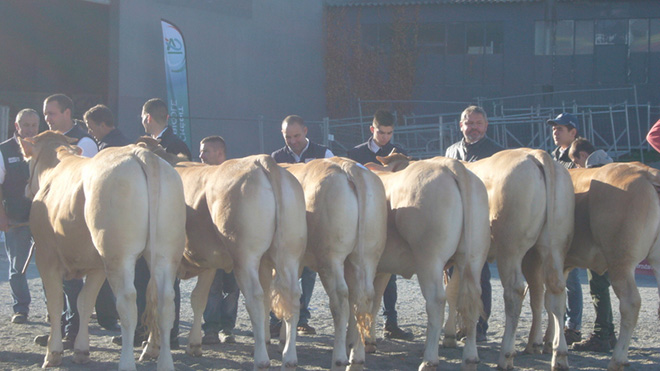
[367,137,381,154]
[286,139,333,163]
[64,127,98,158]
[0,135,21,185]
[445,136,503,162]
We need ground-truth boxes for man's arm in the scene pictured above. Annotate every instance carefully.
[647,118,660,153]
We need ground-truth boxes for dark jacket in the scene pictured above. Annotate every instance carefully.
[159,126,192,160]
[347,139,407,165]
[551,146,576,169]
[0,136,31,222]
[271,141,329,164]
[65,124,97,146]
[99,128,130,150]
[445,137,503,162]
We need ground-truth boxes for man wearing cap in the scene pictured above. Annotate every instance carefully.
[546,112,584,346]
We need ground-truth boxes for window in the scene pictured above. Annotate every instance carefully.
[535,21,551,55]
[575,21,594,54]
[418,23,446,54]
[363,24,393,52]
[595,20,626,45]
[629,19,649,52]
[465,23,503,55]
[651,19,660,52]
[556,20,574,55]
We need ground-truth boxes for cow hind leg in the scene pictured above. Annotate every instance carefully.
[40,266,66,368]
[106,261,139,371]
[497,256,527,371]
[72,269,106,365]
[416,262,447,371]
[268,258,299,371]
[234,258,270,370]
[541,249,568,370]
[608,267,641,371]
[521,249,545,355]
[186,269,215,357]
[318,260,350,371]
[149,257,178,371]
[364,273,390,354]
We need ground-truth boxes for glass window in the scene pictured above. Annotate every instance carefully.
[447,23,465,54]
[483,23,503,54]
[575,20,594,54]
[535,21,551,55]
[556,20,574,55]
[466,24,484,54]
[418,23,446,54]
[595,19,627,45]
[651,19,660,52]
[629,19,649,52]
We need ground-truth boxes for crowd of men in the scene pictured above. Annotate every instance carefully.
[3,94,651,354]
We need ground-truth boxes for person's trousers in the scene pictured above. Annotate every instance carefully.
[565,268,583,331]
[135,257,180,341]
[202,269,240,334]
[95,280,119,328]
[62,278,82,337]
[383,274,398,328]
[587,269,614,337]
[4,225,32,314]
[477,263,491,336]
[298,267,316,326]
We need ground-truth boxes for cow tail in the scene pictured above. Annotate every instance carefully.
[341,160,382,343]
[135,149,161,343]
[531,150,558,250]
[255,156,297,322]
[447,159,484,335]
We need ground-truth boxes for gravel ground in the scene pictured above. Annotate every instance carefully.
[0,253,658,370]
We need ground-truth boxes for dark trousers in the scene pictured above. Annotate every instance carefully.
[134,257,180,341]
[62,278,82,337]
[478,263,491,336]
[587,269,614,337]
[383,275,398,327]
[95,280,119,328]
[202,269,239,334]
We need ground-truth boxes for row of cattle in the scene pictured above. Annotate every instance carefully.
[18,130,660,371]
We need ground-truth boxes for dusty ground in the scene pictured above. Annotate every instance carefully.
[0,254,658,370]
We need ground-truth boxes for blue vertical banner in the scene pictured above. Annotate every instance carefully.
[160,19,192,149]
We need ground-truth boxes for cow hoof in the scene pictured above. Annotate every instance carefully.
[186,343,202,357]
[524,342,543,354]
[255,360,271,369]
[139,347,159,362]
[72,349,91,364]
[495,365,514,371]
[282,361,298,370]
[365,342,377,354]
[607,360,629,371]
[42,351,63,368]
[552,363,569,371]
[418,361,438,371]
[443,335,457,348]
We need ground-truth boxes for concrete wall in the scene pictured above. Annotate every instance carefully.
[109,0,326,158]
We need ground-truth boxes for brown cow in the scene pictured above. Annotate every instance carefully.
[21,131,185,371]
[172,155,307,371]
[282,157,387,370]
[366,155,491,370]
[543,162,660,371]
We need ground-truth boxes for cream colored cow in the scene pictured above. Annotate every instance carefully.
[366,155,491,370]
[21,131,185,371]
[172,155,306,371]
[458,149,574,370]
[282,157,387,370]
[543,162,660,371]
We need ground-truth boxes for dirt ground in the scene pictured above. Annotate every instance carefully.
[0,254,658,370]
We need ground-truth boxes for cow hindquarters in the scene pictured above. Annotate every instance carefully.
[38,256,65,368]
[72,269,106,365]
[186,268,216,357]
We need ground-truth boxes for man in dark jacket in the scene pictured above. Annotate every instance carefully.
[84,104,130,149]
[445,105,503,343]
[270,115,332,337]
[142,98,191,160]
[0,109,39,325]
[347,110,413,341]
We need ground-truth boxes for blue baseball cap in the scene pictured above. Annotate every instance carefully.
[547,113,579,132]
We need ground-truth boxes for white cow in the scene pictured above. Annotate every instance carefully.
[542,162,660,371]
[21,131,185,371]
[171,155,306,371]
[366,155,491,370]
[283,157,387,370]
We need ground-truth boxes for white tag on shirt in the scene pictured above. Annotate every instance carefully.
[8,157,21,164]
